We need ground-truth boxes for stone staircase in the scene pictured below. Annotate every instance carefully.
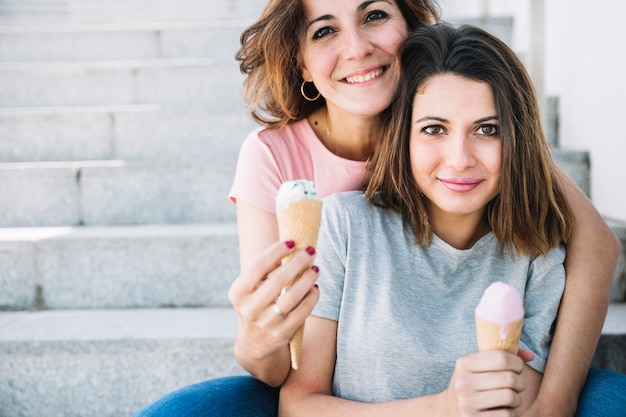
[0,2,624,416]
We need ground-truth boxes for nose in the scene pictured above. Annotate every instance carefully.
[445,134,476,170]
[341,27,374,60]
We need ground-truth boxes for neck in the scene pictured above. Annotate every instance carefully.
[308,107,377,161]
[428,207,490,250]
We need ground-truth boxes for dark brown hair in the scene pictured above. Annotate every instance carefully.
[236,0,440,128]
[367,23,573,256]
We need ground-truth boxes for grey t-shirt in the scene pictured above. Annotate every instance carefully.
[312,191,566,403]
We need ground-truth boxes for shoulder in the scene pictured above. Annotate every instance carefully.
[321,191,394,231]
[256,119,314,149]
[531,243,567,269]
[323,191,369,215]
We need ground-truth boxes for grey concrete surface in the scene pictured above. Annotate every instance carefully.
[0,22,245,62]
[0,60,245,108]
[0,308,244,417]
[0,224,239,310]
[0,160,238,227]
[607,219,626,302]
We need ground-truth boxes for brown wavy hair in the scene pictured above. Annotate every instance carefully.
[235,0,440,128]
[366,23,573,256]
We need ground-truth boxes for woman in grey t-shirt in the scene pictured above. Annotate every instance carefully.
[280,23,574,416]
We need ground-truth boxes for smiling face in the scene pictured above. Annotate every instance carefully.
[410,73,502,223]
[299,0,408,118]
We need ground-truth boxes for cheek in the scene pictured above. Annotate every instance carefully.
[409,141,432,183]
[486,144,502,174]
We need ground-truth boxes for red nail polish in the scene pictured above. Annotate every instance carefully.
[311,265,319,273]
[285,240,295,249]
[314,284,319,289]
[306,246,316,255]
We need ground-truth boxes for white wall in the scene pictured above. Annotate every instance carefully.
[545,0,626,222]
[440,0,626,222]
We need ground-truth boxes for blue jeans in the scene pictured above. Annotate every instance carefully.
[133,368,626,417]
[576,368,626,416]
[132,375,278,417]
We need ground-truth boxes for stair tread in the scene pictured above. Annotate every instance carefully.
[0,222,237,242]
[0,19,256,33]
[0,307,236,343]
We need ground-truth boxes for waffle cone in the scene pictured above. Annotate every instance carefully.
[277,198,323,370]
[475,316,523,355]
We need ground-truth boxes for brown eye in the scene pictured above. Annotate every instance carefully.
[477,124,498,136]
[422,125,445,135]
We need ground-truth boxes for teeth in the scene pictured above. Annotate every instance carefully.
[345,68,384,84]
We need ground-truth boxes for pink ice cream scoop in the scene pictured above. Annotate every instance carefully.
[475,281,524,354]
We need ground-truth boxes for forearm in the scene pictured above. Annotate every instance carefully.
[536,170,619,415]
[234,339,291,387]
[279,390,442,417]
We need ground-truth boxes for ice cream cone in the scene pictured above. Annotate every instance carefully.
[276,180,323,370]
[474,281,524,355]
[475,316,523,354]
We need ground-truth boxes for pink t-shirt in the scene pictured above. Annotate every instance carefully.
[229,118,368,214]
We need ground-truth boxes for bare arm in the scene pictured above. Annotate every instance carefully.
[525,170,619,416]
[279,316,535,417]
[228,201,320,387]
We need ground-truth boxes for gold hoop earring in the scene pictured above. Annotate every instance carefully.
[301,80,320,101]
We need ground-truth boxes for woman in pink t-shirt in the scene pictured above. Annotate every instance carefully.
[133,0,622,416]
[229,0,618,408]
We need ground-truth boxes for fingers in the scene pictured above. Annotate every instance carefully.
[257,266,320,345]
[451,351,527,415]
[517,348,535,363]
[228,241,320,359]
[460,350,526,375]
[255,247,316,309]
[229,240,297,301]
[228,239,319,331]
[273,265,320,318]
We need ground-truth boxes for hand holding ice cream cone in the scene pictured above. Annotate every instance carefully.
[275,180,323,369]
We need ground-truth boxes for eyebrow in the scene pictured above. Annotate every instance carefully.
[416,115,498,124]
[306,0,391,29]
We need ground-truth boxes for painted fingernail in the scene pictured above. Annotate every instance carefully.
[306,246,316,255]
[311,265,319,273]
[285,240,295,249]
[314,284,319,289]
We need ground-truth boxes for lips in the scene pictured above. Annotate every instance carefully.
[344,67,385,84]
[439,177,484,192]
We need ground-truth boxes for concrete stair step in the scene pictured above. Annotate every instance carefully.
[608,219,626,303]
[0,304,624,417]
[593,303,626,374]
[0,59,244,108]
[551,148,590,197]
[0,307,244,417]
[0,0,268,25]
[0,21,246,63]
[0,106,254,162]
[0,160,237,227]
[0,223,238,310]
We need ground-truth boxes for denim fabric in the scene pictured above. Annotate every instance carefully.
[577,368,626,416]
[132,375,278,417]
[132,368,625,417]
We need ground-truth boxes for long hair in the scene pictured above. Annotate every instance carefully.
[366,23,573,256]
[236,0,440,128]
